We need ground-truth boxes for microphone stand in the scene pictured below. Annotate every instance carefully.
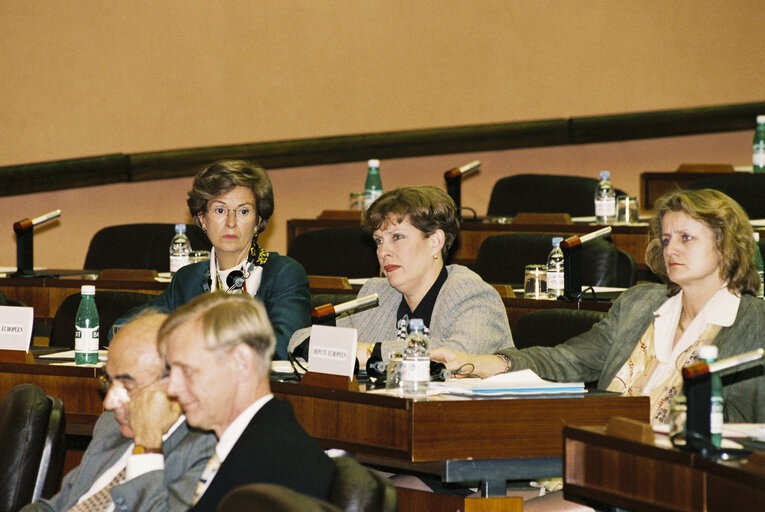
[559,226,612,301]
[12,209,61,278]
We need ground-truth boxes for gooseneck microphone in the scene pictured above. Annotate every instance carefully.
[311,294,380,322]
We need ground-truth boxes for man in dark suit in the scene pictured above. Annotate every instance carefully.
[23,312,216,512]
[160,292,334,511]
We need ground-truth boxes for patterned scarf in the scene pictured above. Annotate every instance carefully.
[606,322,722,425]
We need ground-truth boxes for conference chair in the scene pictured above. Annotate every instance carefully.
[48,291,156,349]
[686,173,765,219]
[472,233,637,289]
[512,309,607,349]
[83,223,211,272]
[486,174,628,218]
[287,227,379,279]
[0,384,66,512]
[216,456,397,512]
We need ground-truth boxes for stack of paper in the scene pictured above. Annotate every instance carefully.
[431,369,585,396]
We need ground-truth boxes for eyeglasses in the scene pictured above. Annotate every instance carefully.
[98,372,169,399]
[207,206,255,220]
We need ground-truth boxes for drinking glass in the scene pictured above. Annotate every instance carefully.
[524,264,547,299]
[616,195,640,224]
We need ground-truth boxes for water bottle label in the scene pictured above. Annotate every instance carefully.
[595,199,616,217]
[75,326,99,352]
[754,148,765,167]
[548,271,564,290]
[710,397,723,434]
[363,190,382,210]
[401,359,429,382]
[170,255,191,273]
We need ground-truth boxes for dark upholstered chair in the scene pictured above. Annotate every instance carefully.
[288,227,379,279]
[83,223,211,272]
[217,457,397,512]
[512,309,607,349]
[0,384,66,512]
[486,174,628,218]
[472,233,636,288]
[686,174,765,219]
[48,291,156,349]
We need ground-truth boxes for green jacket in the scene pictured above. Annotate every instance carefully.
[499,284,765,423]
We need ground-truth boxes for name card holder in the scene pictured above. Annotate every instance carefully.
[0,349,27,363]
[299,324,359,391]
[300,371,359,392]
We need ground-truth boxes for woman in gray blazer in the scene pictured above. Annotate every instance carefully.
[290,185,513,366]
[433,188,765,425]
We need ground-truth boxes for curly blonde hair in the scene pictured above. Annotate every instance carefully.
[645,188,759,296]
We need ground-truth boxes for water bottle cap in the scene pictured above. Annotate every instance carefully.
[408,318,424,330]
[698,345,718,360]
[175,224,186,234]
[757,115,765,124]
[599,170,610,180]
[367,159,380,168]
[552,237,563,246]
[81,285,96,295]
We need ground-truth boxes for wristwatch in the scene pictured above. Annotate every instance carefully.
[133,445,162,455]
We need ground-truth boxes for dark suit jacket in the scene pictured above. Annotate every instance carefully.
[24,411,216,512]
[192,398,334,512]
[114,252,311,359]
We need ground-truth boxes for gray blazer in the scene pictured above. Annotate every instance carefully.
[499,283,765,423]
[25,411,216,512]
[289,264,514,358]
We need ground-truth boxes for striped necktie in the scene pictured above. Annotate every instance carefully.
[193,452,222,504]
[68,467,127,512]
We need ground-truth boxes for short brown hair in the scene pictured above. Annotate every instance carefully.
[645,188,759,296]
[187,160,274,235]
[158,292,275,375]
[361,186,459,259]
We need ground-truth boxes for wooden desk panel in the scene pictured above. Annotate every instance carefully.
[563,425,765,511]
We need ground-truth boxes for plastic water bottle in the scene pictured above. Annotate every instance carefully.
[754,115,765,174]
[169,224,191,273]
[547,237,565,299]
[754,233,764,299]
[363,159,383,210]
[401,318,429,396]
[594,170,616,224]
[75,285,99,365]
[698,345,723,448]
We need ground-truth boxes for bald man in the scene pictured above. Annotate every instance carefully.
[24,312,216,512]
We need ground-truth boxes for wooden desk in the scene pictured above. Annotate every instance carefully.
[563,425,765,511]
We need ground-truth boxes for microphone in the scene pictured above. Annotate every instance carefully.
[13,209,62,233]
[312,294,379,322]
[226,270,245,292]
[682,348,764,380]
[444,160,481,179]
[560,226,612,250]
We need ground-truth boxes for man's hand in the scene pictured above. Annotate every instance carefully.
[129,385,181,450]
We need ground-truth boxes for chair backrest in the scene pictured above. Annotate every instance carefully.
[685,174,765,220]
[32,396,66,501]
[512,309,607,349]
[216,457,396,512]
[287,227,379,279]
[48,291,157,349]
[472,233,636,288]
[83,223,211,272]
[0,384,66,512]
[486,174,628,218]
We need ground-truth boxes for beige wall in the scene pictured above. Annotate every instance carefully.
[1,2,764,268]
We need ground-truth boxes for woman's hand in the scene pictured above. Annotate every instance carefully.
[357,342,373,367]
[431,348,510,379]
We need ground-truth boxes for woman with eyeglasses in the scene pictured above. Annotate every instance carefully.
[433,189,765,425]
[116,160,310,359]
